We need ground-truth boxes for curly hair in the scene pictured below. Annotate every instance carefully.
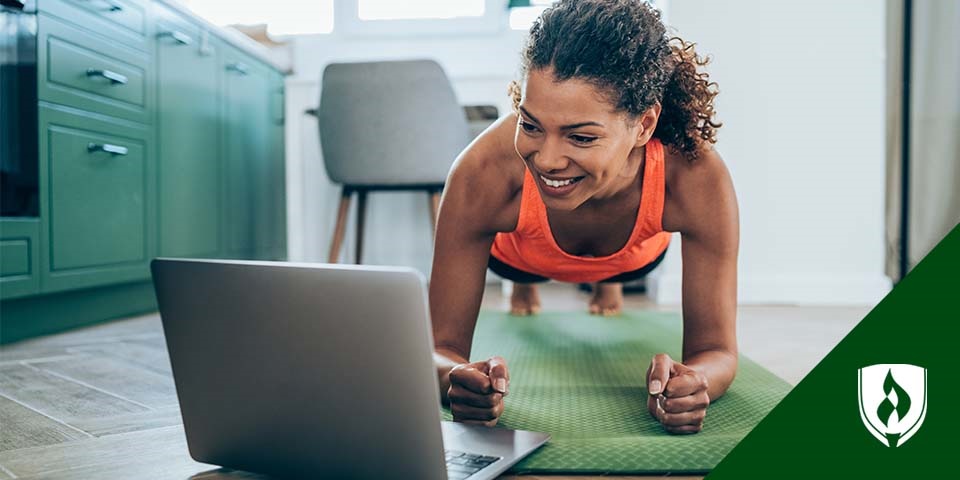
[510,0,721,159]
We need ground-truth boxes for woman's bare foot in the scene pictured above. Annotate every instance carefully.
[589,282,623,316]
[510,283,542,316]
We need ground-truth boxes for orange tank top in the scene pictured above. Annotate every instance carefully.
[490,138,671,283]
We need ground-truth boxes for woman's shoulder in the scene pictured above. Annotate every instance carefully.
[444,113,526,233]
[662,143,738,235]
[458,113,525,177]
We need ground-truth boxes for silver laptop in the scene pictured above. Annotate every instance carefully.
[151,258,549,479]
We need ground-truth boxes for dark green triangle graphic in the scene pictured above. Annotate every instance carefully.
[707,224,959,479]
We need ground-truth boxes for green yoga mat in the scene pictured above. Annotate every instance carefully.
[440,310,792,474]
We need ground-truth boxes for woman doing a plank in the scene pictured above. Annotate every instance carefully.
[432,0,738,434]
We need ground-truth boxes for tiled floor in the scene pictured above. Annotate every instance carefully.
[0,282,869,479]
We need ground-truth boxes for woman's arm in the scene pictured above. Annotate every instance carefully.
[430,181,497,403]
[677,148,740,401]
[430,115,524,405]
[647,147,739,434]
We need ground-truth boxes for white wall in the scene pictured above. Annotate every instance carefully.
[280,0,891,305]
[652,0,891,305]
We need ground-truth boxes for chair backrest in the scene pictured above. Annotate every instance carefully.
[318,60,471,186]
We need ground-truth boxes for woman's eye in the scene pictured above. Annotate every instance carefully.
[520,121,539,133]
[571,135,597,144]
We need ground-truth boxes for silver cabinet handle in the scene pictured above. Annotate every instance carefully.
[86,68,128,85]
[83,0,123,12]
[226,62,249,75]
[198,31,215,57]
[158,30,192,45]
[87,143,129,155]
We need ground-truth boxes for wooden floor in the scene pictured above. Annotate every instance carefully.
[0,282,868,479]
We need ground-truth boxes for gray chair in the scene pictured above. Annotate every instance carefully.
[316,60,471,264]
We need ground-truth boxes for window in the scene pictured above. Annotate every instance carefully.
[180,0,334,36]
[339,0,502,36]
[358,0,485,21]
[509,0,556,30]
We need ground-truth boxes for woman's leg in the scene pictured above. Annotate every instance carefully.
[590,248,669,316]
[488,256,548,315]
[510,283,542,316]
[589,283,623,316]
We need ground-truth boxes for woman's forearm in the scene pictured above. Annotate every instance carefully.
[684,349,738,402]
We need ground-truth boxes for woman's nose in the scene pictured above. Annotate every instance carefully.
[532,137,568,173]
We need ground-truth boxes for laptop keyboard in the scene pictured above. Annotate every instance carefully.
[445,450,501,479]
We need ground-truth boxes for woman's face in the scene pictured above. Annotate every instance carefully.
[514,68,658,212]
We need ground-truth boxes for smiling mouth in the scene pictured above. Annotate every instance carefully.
[540,175,585,188]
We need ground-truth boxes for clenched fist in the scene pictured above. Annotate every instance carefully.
[448,356,510,427]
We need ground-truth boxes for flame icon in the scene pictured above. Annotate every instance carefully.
[877,369,911,429]
[858,364,927,448]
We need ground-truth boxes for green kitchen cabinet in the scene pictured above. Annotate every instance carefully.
[38,105,155,293]
[156,9,221,258]
[0,218,41,300]
[221,44,272,260]
[2,0,286,343]
[248,69,287,261]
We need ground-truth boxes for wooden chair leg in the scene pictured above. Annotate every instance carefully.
[428,190,441,235]
[355,189,368,264]
[328,187,352,263]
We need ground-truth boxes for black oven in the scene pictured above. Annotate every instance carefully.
[0,0,38,217]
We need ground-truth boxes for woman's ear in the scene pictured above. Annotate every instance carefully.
[635,102,662,146]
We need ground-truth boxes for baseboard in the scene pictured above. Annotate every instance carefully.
[0,281,157,344]
[650,272,893,306]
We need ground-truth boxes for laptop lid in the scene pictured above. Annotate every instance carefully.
[151,258,448,478]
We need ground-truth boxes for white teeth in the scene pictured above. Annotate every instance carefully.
[541,175,578,188]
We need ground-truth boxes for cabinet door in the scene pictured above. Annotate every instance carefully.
[221,47,271,259]
[267,70,287,260]
[157,17,221,258]
[39,106,154,293]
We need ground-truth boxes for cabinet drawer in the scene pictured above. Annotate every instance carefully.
[0,218,41,299]
[44,0,147,39]
[39,106,154,293]
[38,13,153,124]
[48,36,145,107]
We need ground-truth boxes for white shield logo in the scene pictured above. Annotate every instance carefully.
[857,364,927,447]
